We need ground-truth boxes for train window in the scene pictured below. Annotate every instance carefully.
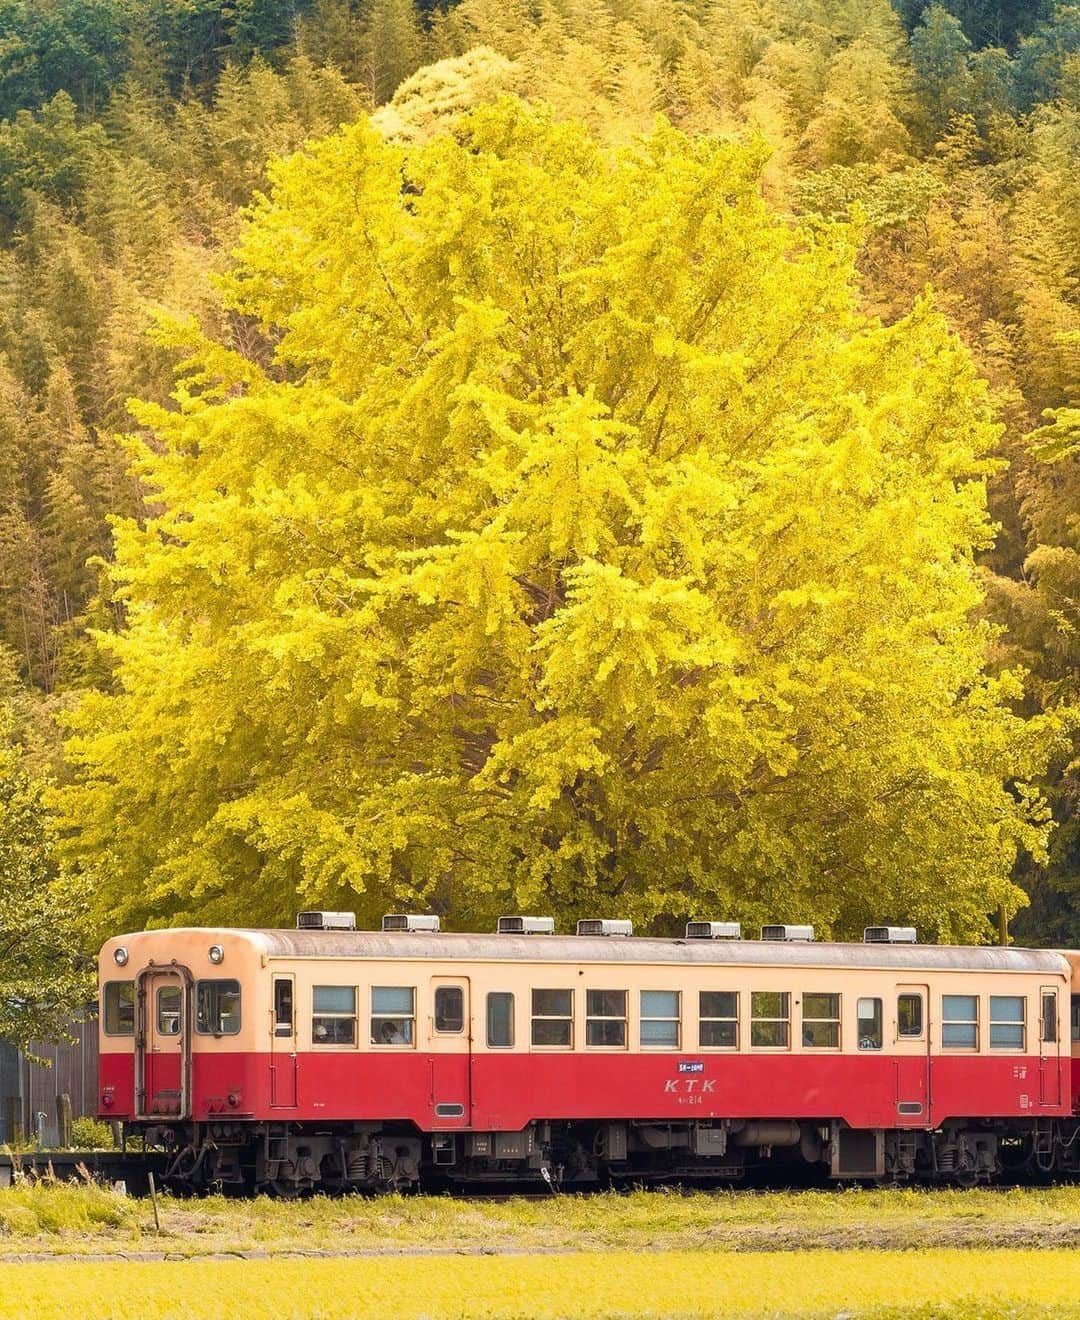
[274,979,294,1037]
[801,993,840,1048]
[898,993,923,1037]
[750,992,790,1048]
[434,986,465,1033]
[532,989,573,1046]
[195,979,241,1035]
[699,991,738,1048]
[640,991,680,1047]
[1042,992,1058,1044]
[989,996,1025,1050]
[103,981,134,1036]
[371,986,415,1045]
[157,985,181,1036]
[1072,996,1080,1042]
[313,985,357,1045]
[487,992,514,1048]
[941,994,978,1048]
[586,990,627,1047]
[857,997,882,1050]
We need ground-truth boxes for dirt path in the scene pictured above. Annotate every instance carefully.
[6,1219,1080,1262]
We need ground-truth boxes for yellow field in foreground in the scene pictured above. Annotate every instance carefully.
[3,1248,1080,1320]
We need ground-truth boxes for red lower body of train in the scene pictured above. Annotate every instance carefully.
[99,1047,1080,1192]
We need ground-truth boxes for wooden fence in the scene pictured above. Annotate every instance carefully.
[0,1012,99,1145]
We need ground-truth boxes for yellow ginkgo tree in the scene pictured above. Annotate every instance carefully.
[59,99,1069,941]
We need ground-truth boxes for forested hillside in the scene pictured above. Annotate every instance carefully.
[3,0,1080,1024]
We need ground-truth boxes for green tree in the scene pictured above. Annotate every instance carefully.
[912,5,974,140]
[0,651,89,1049]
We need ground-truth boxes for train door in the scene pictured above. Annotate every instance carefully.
[894,984,930,1126]
[135,966,191,1120]
[1039,986,1062,1107]
[270,974,298,1108]
[428,976,471,1129]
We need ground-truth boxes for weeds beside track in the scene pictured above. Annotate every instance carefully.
[3,1183,1080,1260]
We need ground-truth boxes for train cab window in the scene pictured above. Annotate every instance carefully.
[1072,995,1080,1043]
[195,979,241,1035]
[801,993,840,1048]
[941,994,978,1048]
[898,993,923,1037]
[487,992,514,1048]
[103,981,135,1036]
[640,991,680,1047]
[989,995,1025,1050]
[313,986,357,1045]
[532,989,573,1046]
[1043,992,1058,1044]
[157,985,181,1036]
[434,986,464,1033]
[371,987,415,1045]
[857,997,883,1050]
[750,992,790,1048]
[586,990,627,1047]
[274,979,294,1037]
[699,991,738,1048]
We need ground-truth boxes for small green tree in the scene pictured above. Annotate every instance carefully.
[911,5,974,139]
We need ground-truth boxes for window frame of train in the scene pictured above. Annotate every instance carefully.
[640,990,680,1048]
[856,997,883,1050]
[487,992,514,1048]
[1042,991,1058,1044]
[1072,995,1080,1044]
[988,995,1025,1050]
[586,990,628,1047]
[157,984,182,1036]
[531,989,574,1047]
[195,979,242,1036]
[699,991,738,1048]
[273,977,294,1038]
[801,992,841,1048]
[941,994,979,1049]
[750,991,790,1048]
[897,992,924,1038]
[434,985,465,1034]
[312,985,358,1046]
[371,986,416,1046]
[103,980,135,1036]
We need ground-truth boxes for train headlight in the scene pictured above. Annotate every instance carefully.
[208,944,224,965]
[113,947,129,966]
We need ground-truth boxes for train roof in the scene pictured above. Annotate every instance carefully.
[112,928,1073,975]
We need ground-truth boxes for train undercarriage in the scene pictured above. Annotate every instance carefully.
[141,1115,1080,1195]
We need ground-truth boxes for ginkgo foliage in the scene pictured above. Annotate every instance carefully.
[59,99,1067,941]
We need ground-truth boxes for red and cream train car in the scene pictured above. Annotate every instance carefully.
[97,915,1080,1191]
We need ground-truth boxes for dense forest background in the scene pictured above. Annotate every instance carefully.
[4,0,1080,1022]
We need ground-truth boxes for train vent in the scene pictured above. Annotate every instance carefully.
[863,926,917,944]
[760,924,814,942]
[686,921,742,940]
[296,911,356,931]
[382,913,440,933]
[576,919,633,937]
[497,916,556,935]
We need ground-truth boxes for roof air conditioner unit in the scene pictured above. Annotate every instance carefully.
[382,913,440,933]
[685,921,742,940]
[576,918,633,937]
[497,916,556,935]
[760,924,814,942]
[297,911,356,931]
[864,926,917,944]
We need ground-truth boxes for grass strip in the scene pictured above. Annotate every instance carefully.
[3,1183,1080,1258]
